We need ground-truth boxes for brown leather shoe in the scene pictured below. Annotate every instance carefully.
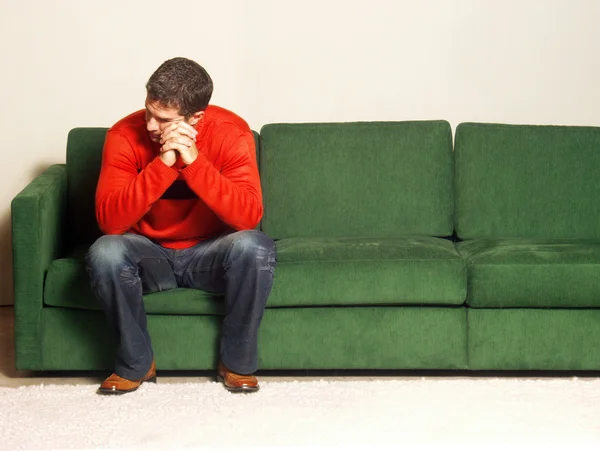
[217,361,259,393]
[98,360,157,395]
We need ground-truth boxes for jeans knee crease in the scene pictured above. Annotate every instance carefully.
[120,265,140,286]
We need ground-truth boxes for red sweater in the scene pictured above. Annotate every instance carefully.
[95,105,263,249]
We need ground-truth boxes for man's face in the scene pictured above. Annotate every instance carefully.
[144,96,185,143]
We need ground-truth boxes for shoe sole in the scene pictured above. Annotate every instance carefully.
[97,376,157,395]
[217,375,260,393]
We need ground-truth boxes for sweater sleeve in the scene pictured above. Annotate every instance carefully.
[180,130,263,230]
[95,130,180,235]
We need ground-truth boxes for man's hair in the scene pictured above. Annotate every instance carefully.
[146,57,213,117]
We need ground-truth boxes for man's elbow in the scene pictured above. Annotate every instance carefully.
[96,213,129,236]
[98,223,128,236]
[234,204,263,231]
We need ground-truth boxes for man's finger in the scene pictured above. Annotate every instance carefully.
[161,140,193,153]
[172,122,197,140]
[177,121,198,137]
[160,124,196,143]
[167,136,193,147]
[160,121,183,138]
[160,129,189,144]
[165,122,179,135]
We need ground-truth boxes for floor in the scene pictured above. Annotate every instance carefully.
[2,305,599,388]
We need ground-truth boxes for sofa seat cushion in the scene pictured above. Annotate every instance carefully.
[268,236,466,306]
[458,239,600,308]
[44,248,227,315]
[44,236,466,313]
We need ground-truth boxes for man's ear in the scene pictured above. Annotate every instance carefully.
[189,111,205,126]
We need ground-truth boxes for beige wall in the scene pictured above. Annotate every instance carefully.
[1,0,599,305]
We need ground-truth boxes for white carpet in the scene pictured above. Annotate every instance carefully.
[1,377,600,450]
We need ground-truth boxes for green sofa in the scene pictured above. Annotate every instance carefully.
[11,120,600,372]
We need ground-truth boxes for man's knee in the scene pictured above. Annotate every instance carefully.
[231,231,277,270]
[86,234,131,271]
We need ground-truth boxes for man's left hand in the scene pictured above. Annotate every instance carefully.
[160,121,199,166]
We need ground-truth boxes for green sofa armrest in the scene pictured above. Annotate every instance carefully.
[11,164,67,370]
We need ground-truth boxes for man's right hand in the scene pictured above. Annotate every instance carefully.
[159,149,178,167]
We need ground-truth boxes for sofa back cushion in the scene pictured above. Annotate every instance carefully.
[66,127,260,248]
[259,121,454,239]
[455,122,600,240]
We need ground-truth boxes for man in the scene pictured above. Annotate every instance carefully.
[86,57,276,395]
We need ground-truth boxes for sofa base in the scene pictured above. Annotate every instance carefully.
[468,308,600,370]
[26,305,468,371]
[21,306,600,372]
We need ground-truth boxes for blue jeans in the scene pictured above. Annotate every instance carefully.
[85,230,277,380]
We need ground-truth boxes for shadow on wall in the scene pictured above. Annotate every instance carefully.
[0,209,12,306]
[1,163,59,306]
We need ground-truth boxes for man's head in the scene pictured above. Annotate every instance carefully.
[145,57,213,142]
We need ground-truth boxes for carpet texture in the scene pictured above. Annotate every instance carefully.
[1,378,600,449]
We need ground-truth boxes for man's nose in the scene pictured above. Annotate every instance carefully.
[146,118,159,132]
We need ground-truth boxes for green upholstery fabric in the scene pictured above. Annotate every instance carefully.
[468,309,600,370]
[458,239,600,308]
[43,236,466,311]
[65,128,261,249]
[270,236,466,306]
[455,122,600,240]
[260,306,467,369]
[37,306,467,371]
[11,164,67,370]
[260,121,454,239]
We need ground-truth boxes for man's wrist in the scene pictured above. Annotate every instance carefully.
[180,152,206,179]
